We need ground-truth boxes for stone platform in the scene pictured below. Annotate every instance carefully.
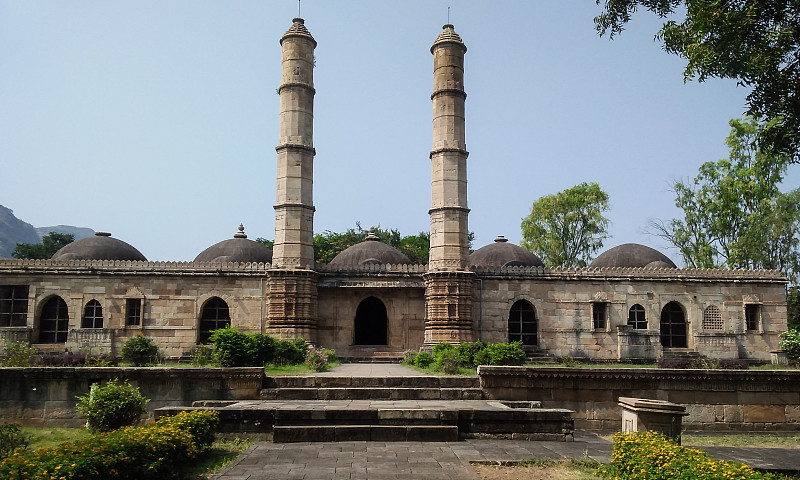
[156,399,574,442]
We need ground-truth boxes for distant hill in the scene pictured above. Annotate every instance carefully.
[0,205,93,258]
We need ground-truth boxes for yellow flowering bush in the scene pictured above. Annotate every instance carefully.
[0,410,218,480]
[597,431,779,480]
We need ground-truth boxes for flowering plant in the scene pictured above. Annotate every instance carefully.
[304,345,330,372]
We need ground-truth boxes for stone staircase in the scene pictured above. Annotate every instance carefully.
[155,371,574,443]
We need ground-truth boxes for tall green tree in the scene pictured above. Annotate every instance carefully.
[12,232,74,259]
[650,118,800,282]
[520,182,610,268]
[595,0,800,161]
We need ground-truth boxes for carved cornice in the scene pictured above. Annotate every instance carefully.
[429,147,469,158]
[0,259,270,276]
[469,265,786,283]
[431,88,467,100]
[277,82,316,95]
[275,143,316,155]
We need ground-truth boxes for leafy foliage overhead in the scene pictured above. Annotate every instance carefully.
[650,117,800,283]
[595,0,800,162]
[12,232,73,259]
[520,182,610,268]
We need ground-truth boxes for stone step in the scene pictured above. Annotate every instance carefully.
[264,375,480,389]
[273,424,459,442]
[260,387,485,401]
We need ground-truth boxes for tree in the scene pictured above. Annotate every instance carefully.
[595,0,800,161]
[520,182,610,268]
[12,232,74,259]
[650,118,800,282]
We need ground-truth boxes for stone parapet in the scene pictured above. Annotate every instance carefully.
[0,259,270,275]
[471,264,786,282]
[0,367,264,427]
[479,366,800,431]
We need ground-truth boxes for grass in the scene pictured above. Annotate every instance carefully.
[264,360,341,376]
[682,434,800,448]
[23,426,90,449]
[473,458,602,480]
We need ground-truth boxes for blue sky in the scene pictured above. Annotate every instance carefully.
[2,1,796,262]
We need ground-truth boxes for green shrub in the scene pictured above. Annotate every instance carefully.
[273,338,306,365]
[322,348,338,363]
[189,344,214,366]
[0,423,29,459]
[456,341,487,367]
[434,348,462,374]
[0,341,38,367]
[75,379,150,432]
[208,327,251,367]
[597,430,777,480]
[304,345,331,372]
[432,342,454,355]
[0,410,218,480]
[780,329,800,363]
[474,341,526,366]
[248,332,276,365]
[121,335,160,366]
[413,351,435,368]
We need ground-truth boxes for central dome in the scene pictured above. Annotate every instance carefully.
[589,243,677,268]
[469,236,545,267]
[328,230,411,266]
[194,225,272,264]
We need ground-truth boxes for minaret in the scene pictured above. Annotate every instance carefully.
[273,17,316,268]
[424,24,474,345]
[268,18,318,341]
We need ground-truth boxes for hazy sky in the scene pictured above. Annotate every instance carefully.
[2,1,797,262]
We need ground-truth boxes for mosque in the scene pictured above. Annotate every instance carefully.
[0,19,788,363]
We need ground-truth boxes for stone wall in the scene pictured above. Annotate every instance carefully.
[479,366,800,431]
[0,367,263,427]
[473,266,787,362]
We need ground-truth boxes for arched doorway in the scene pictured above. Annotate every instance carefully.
[39,296,69,343]
[199,297,231,344]
[660,301,688,348]
[508,300,537,346]
[354,296,388,345]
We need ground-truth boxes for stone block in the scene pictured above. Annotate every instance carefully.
[273,425,335,443]
[369,425,408,441]
[743,405,785,423]
[406,426,459,442]
[334,425,371,441]
[786,405,800,423]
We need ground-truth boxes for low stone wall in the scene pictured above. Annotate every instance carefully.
[479,366,800,432]
[0,367,263,427]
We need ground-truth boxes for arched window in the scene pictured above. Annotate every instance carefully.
[82,300,103,328]
[354,296,388,345]
[508,300,537,346]
[628,304,647,329]
[199,297,231,344]
[39,296,69,343]
[660,301,687,348]
[702,305,722,331]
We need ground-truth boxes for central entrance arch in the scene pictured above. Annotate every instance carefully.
[354,296,388,345]
[660,301,688,348]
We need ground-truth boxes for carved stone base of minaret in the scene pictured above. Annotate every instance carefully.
[423,271,474,345]
[266,269,318,342]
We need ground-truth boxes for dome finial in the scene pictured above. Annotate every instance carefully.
[494,235,508,243]
[365,227,379,241]
[234,224,247,239]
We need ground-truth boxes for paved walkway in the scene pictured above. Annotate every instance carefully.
[213,433,800,479]
[305,364,427,377]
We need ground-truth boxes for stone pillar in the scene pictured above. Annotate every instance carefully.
[273,18,316,269]
[428,24,470,271]
[268,18,318,342]
[425,24,473,345]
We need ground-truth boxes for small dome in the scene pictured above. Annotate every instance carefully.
[431,23,467,53]
[645,260,675,269]
[194,225,272,264]
[469,236,545,267]
[51,232,147,261]
[328,230,411,266]
[589,243,677,269]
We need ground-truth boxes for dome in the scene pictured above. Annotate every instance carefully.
[51,232,147,261]
[194,225,272,264]
[589,243,677,269]
[328,230,411,266]
[469,236,545,267]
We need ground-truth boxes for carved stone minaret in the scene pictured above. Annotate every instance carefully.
[424,24,474,345]
[268,18,318,341]
[273,17,316,269]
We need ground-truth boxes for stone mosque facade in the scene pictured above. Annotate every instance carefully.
[0,19,789,363]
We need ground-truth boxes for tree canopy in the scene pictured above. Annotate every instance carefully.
[520,182,610,268]
[257,223,461,265]
[595,0,800,161]
[12,232,74,259]
[650,117,800,283]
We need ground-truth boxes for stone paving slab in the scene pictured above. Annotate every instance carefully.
[305,364,427,377]
[213,433,800,480]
